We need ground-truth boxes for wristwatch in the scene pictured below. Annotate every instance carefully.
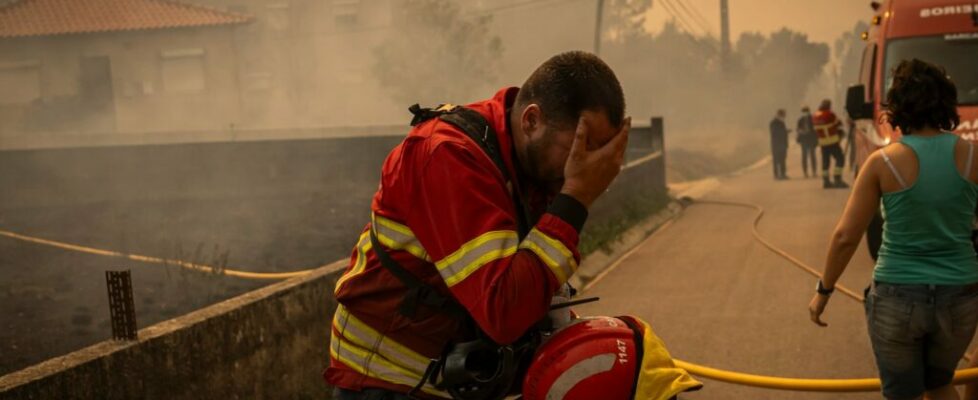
[816,279,835,296]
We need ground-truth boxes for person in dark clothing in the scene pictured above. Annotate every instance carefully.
[770,109,790,180]
[796,106,818,178]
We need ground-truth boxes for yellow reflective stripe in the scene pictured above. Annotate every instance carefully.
[519,228,577,284]
[334,231,372,294]
[330,332,448,398]
[334,305,430,370]
[818,135,841,146]
[373,214,430,261]
[435,231,519,287]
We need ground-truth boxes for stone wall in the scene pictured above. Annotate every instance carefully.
[0,261,346,400]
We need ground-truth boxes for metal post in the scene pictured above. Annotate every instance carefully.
[720,0,730,73]
[106,270,138,341]
[651,117,666,191]
[594,0,604,56]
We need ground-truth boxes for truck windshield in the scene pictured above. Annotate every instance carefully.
[884,35,978,105]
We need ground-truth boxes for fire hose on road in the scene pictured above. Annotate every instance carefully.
[583,197,978,392]
[3,197,978,392]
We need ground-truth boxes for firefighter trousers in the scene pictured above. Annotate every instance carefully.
[820,143,845,178]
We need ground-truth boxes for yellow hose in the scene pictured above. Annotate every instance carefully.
[4,198,977,391]
[694,199,864,302]
[667,198,977,389]
[673,359,978,391]
[0,228,316,280]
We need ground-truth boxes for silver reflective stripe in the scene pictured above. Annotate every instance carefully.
[334,307,430,374]
[520,229,577,283]
[373,214,430,260]
[545,353,617,400]
[435,231,519,287]
[330,338,416,387]
[334,232,372,294]
[330,333,449,398]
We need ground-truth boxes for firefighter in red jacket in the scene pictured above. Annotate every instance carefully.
[326,51,630,400]
[813,99,849,189]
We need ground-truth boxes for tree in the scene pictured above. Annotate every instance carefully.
[834,21,871,100]
[372,0,503,107]
[602,0,654,42]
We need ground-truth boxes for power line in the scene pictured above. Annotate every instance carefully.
[657,0,719,54]
[672,0,715,37]
[659,0,704,37]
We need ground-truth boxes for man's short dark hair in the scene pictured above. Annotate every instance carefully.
[885,58,959,134]
[515,51,625,129]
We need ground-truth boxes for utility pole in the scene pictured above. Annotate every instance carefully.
[594,0,604,56]
[720,0,730,72]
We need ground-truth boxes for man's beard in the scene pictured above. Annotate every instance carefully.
[524,130,564,194]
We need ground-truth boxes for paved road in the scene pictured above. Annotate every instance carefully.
[577,161,893,399]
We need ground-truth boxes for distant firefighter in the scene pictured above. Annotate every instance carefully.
[796,106,818,178]
[813,99,849,189]
[769,109,790,180]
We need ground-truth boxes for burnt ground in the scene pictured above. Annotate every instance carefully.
[0,136,401,376]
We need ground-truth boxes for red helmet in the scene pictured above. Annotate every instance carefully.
[521,316,702,400]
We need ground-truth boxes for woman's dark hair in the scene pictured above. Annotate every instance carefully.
[885,59,959,134]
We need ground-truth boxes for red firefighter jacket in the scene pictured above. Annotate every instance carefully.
[813,109,843,147]
[324,87,587,398]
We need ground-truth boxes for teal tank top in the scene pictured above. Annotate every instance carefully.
[875,133,978,285]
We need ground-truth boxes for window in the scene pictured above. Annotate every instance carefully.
[884,35,978,105]
[333,0,360,27]
[161,49,206,93]
[0,60,41,104]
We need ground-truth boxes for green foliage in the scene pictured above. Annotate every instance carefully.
[835,21,872,99]
[603,0,654,41]
[372,0,503,106]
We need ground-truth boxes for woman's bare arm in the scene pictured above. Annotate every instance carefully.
[821,151,883,289]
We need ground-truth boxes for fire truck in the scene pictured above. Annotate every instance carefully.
[845,0,978,259]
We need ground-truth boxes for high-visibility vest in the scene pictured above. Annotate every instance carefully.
[812,109,842,146]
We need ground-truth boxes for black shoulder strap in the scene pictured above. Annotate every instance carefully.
[408,103,531,238]
[369,229,468,320]
[375,104,534,321]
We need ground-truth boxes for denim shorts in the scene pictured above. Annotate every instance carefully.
[864,281,978,399]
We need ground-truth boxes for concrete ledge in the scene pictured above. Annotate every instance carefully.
[0,261,347,400]
[572,201,684,290]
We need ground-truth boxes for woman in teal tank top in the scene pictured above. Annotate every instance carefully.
[808,59,978,400]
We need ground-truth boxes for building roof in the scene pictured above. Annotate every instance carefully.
[0,0,252,38]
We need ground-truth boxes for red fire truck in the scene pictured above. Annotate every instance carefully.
[845,0,978,259]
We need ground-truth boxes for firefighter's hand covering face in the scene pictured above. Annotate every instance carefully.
[515,104,628,206]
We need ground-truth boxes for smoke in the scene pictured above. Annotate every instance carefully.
[0,0,854,375]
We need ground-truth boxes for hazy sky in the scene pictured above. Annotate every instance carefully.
[643,0,872,46]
